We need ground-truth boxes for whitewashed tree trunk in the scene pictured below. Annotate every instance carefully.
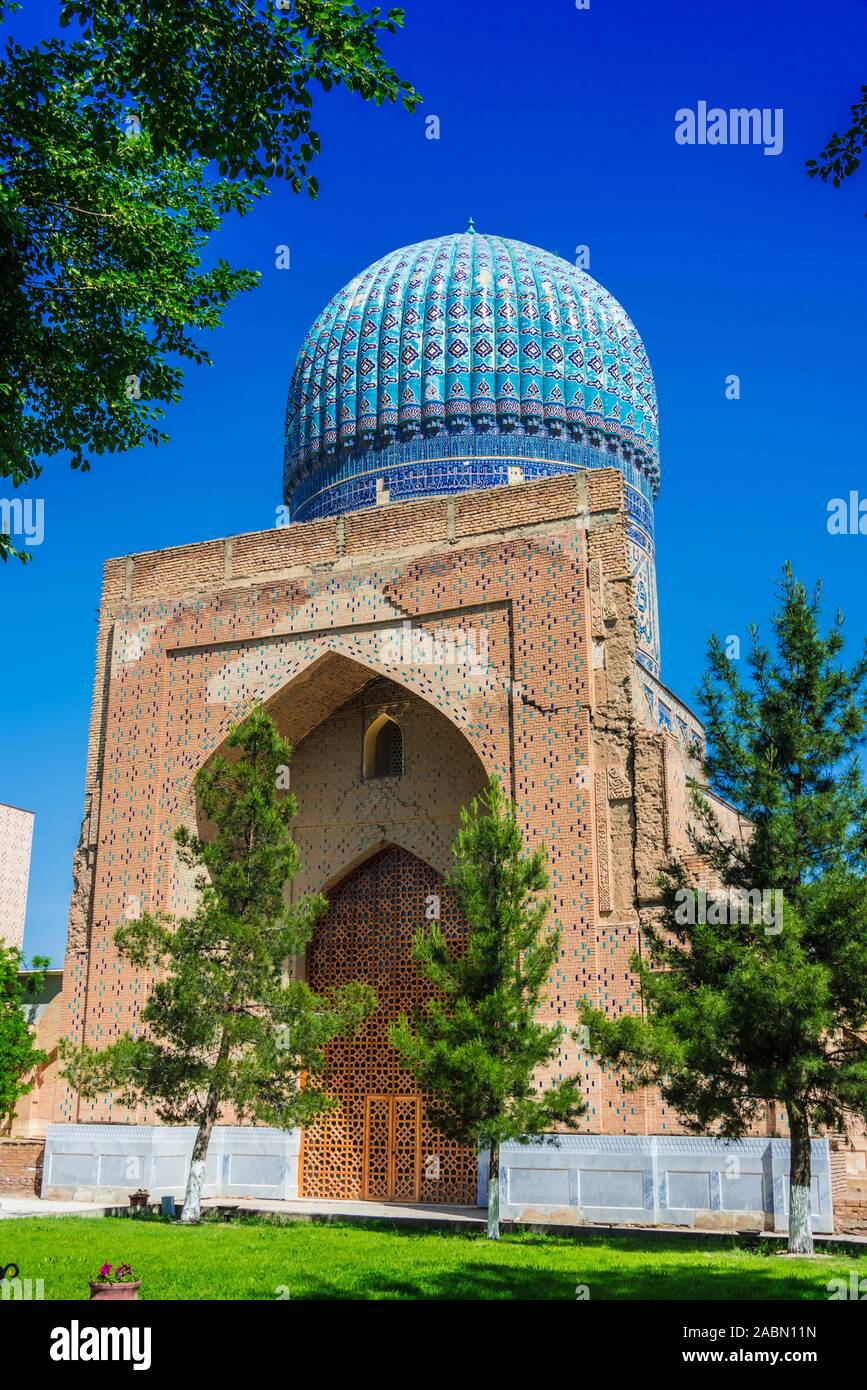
[180,1089,218,1225]
[786,1103,814,1255]
[486,1143,500,1241]
[180,1156,206,1226]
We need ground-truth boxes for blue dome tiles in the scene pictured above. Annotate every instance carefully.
[284,231,660,512]
[282,229,662,678]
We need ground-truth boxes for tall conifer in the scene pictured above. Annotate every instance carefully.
[390,776,585,1239]
[62,707,374,1223]
[581,567,867,1252]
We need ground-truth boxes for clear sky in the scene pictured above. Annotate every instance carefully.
[3,0,867,962]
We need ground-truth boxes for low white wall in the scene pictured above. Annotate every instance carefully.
[481,1135,834,1233]
[43,1126,835,1233]
[42,1125,300,1203]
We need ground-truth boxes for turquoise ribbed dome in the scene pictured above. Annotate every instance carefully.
[283,230,659,520]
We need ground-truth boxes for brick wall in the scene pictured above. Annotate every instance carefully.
[40,464,867,1177]
[53,472,611,1126]
[0,1139,44,1193]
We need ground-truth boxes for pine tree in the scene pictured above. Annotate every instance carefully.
[0,949,50,1127]
[389,776,586,1239]
[62,706,374,1223]
[580,565,867,1253]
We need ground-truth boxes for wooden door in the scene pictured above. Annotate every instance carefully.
[363,1094,421,1201]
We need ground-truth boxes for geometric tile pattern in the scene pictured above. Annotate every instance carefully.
[57,473,712,1152]
[283,230,662,677]
[0,802,33,949]
[284,229,660,518]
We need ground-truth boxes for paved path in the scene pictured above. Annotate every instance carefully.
[207,1196,485,1228]
[0,1193,484,1228]
[0,1196,119,1219]
[2,1193,865,1245]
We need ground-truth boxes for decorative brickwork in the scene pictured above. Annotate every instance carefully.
[289,676,487,901]
[9,971,64,1138]
[0,803,34,949]
[51,469,809,1175]
[56,475,607,1134]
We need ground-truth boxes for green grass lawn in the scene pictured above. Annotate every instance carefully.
[3,1215,864,1300]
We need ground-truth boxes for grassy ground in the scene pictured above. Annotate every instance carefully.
[3,1214,864,1300]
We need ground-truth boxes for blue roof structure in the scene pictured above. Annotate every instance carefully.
[283,230,660,524]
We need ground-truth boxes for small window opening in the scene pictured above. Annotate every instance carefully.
[364,713,403,779]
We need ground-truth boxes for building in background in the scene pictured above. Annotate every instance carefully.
[0,802,34,950]
[0,803,59,1145]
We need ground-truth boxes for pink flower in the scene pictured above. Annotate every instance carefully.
[93,1260,136,1284]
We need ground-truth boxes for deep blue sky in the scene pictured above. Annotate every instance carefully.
[3,0,867,961]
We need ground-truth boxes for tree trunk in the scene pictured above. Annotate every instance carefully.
[179,1088,219,1226]
[486,1142,500,1241]
[786,1103,814,1255]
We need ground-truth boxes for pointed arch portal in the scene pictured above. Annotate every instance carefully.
[299,846,477,1204]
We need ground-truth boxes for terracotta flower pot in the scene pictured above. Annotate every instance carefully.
[89,1281,141,1301]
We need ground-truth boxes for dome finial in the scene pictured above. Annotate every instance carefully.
[467,216,475,234]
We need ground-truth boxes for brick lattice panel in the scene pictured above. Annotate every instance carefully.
[301,846,477,1204]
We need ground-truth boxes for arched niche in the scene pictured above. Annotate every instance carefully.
[300,844,477,1205]
[363,712,403,779]
[189,655,489,905]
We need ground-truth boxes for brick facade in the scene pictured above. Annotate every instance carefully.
[9,971,64,1138]
[56,471,610,1128]
[50,469,849,1183]
[0,1139,44,1193]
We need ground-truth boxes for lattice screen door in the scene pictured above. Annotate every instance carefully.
[299,846,478,1204]
[363,1095,421,1201]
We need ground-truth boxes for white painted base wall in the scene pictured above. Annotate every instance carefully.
[43,1126,835,1234]
[480,1135,835,1233]
[42,1125,300,1203]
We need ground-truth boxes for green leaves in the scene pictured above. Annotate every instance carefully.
[57,2,421,188]
[0,947,50,1125]
[807,84,867,200]
[581,564,867,1147]
[696,564,867,905]
[1,2,419,530]
[0,36,257,491]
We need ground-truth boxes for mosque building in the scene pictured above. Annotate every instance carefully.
[38,228,841,1228]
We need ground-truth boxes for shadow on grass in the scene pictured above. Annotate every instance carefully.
[280,1259,839,1302]
[5,1215,855,1302]
[188,1215,852,1301]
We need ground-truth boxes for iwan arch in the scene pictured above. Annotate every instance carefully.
[43,231,838,1229]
